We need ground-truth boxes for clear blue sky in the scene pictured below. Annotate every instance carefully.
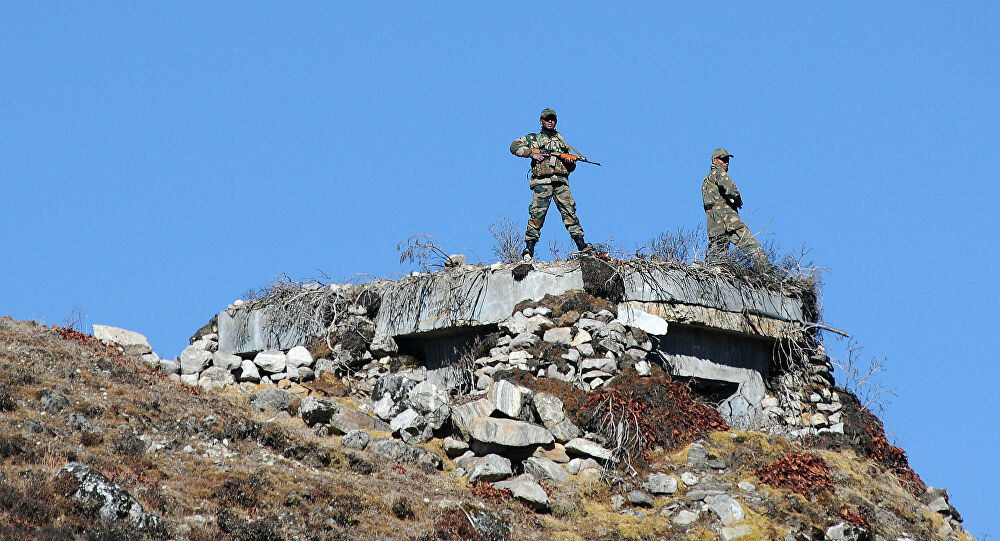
[2,3,997,535]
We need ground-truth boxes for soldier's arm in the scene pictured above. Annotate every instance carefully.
[557,139,577,172]
[717,173,742,200]
[510,136,533,158]
[717,173,743,209]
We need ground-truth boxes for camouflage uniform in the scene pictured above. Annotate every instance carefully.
[701,149,767,265]
[510,116,584,244]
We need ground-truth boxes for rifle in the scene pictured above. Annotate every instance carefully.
[529,148,602,166]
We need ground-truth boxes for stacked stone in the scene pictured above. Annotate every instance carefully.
[474,307,654,394]
[760,345,844,437]
[357,373,617,511]
[176,330,319,392]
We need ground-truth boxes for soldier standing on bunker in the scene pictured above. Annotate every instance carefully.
[702,148,771,270]
[510,108,593,260]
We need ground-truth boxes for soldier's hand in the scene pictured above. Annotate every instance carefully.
[562,154,578,163]
[531,153,544,162]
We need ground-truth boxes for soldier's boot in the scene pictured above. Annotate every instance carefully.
[572,235,594,253]
[522,240,537,261]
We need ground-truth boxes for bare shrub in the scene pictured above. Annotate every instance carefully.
[831,340,895,413]
[488,216,524,264]
[637,225,706,263]
[398,234,449,272]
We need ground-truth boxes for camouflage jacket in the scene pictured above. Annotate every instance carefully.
[510,129,577,186]
[702,165,744,236]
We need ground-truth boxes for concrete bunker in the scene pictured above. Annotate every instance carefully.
[215,258,818,429]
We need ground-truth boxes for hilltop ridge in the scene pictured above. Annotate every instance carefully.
[0,255,977,540]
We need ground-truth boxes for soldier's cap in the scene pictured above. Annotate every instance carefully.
[712,148,734,160]
[540,108,557,120]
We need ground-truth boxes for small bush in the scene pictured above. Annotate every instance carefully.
[216,508,282,541]
[0,384,17,411]
[433,507,481,541]
[80,431,104,447]
[0,435,41,463]
[111,431,149,456]
[212,474,270,509]
[391,496,414,520]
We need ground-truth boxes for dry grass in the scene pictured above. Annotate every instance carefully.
[0,316,969,541]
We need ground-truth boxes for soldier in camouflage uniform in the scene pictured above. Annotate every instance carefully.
[510,108,592,260]
[702,148,770,270]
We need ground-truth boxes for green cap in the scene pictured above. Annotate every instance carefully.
[540,108,557,119]
[712,148,734,160]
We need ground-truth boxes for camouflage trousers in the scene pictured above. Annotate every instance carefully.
[706,224,765,264]
[524,179,584,242]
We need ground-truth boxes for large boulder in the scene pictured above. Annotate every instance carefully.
[211,351,242,371]
[468,418,553,448]
[565,438,613,461]
[493,475,550,511]
[467,454,512,483]
[180,346,213,375]
[92,325,153,356]
[532,393,580,442]
[407,381,451,430]
[523,457,568,483]
[253,350,287,373]
[286,345,314,368]
[451,398,495,439]
[369,439,442,470]
[299,397,339,427]
[238,359,261,382]
[198,366,234,391]
[57,462,162,530]
[488,379,533,420]
[248,388,298,415]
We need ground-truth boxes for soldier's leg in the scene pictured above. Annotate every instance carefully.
[551,183,584,238]
[730,225,770,269]
[706,234,729,263]
[525,184,554,243]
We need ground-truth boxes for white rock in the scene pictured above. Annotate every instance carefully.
[680,472,699,486]
[672,509,699,525]
[615,306,668,335]
[643,473,678,494]
[467,454,511,483]
[565,438,613,461]
[543,327,573,346]
[180,346,213,375]
[467,418,553,447]
[238,360,261,382]
[286,346,314,368]
[488,379,533,419]
[707,494,745,526]
[635,360,651,376]
[523,457,568,483]
[253,350,287,373]
[570,329,592,346]
[92,325,153,355]
[212,351,242,371]
[492,475,549,510]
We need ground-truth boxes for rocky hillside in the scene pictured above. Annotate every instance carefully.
[0,259,977,541]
